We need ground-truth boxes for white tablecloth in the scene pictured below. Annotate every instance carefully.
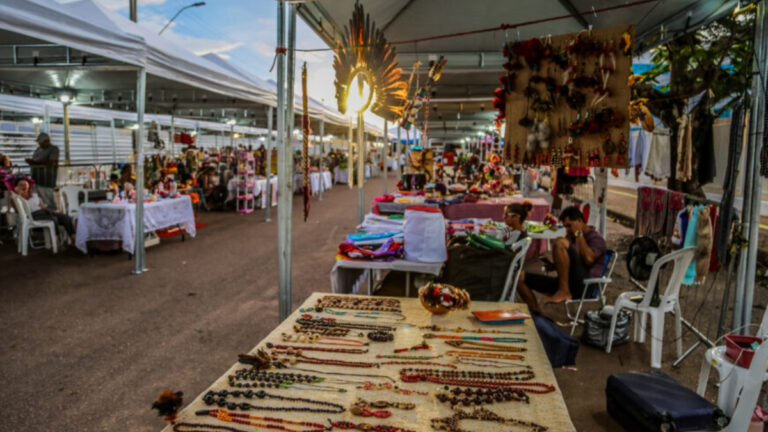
[330,258,443,294]
[334,167,348,184]
[255,177,278,208]
[75,196,196,254]
[294,172,330,195]
[321,171,332,190]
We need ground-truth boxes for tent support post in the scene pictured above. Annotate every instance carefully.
[110,118,117,165]
[357,113,365,224]
[319,119,324,201]
[43,105,50,134]
[133,67,147,274]
[396,126,401,176]
[740,0,768,332]
[277,0,296,322]
[170,115,175,157]
[265,106,273,222]
[383,119,388,195]
[63,102,71,165]
[348,117,353,190]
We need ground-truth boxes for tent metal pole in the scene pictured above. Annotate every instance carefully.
[319,119,324,201]
[357,113,365,224]
[742,0,768,331]
[63,102,71,165]
[277,1,296,322]
[129,0,137,22]
[133,67,147,274]
[230,124,234,147]
[348,117,353,190]
[383,119,388,195]
[396,126,401,176]
[265,105,273,222]
[170,115,175,157]
[110,118,117,165]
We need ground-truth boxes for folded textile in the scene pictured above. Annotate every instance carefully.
[337,237,404,261]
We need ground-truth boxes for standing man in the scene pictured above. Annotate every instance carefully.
[25,133,59,210]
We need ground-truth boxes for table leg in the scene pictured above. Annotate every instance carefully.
[367,269,373,296]
[405,272,411,297]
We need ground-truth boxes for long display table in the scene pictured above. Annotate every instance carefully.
[161,293,576,432]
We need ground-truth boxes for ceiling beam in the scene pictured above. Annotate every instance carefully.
[556,0,590,29]
[382,0,419,32]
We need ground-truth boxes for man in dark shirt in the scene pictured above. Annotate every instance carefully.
[25,133,59,210]
[516,206,607,314]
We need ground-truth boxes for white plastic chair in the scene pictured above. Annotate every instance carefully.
[11,194,57,256]
[58,185,84,221]
[696,308,768,417]
[565,249,617,335]
[605,247,695,369]
[499,237,532,302]
[580,198,600,228]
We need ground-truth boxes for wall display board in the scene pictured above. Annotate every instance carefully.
[500,25,633,169]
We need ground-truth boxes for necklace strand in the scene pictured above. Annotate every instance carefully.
[197,409,325,432]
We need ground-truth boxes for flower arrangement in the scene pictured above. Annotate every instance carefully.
[418,282,471,315]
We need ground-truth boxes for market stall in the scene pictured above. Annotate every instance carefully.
[160,293,576,432]
[442,196,549,222]
[75,195,195,254]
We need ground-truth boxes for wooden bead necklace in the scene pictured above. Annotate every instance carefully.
[284,367,396,383]
[271,350,379,368]
[424,333,527,343]
[202,389,345,413]
[356,381,429,396]
[349,397,415,418]
[399,369,554,393]
[445,350,525,361]
[173,422,250,432]
[296,317,394,332]
[328,420,415,432]
[366,331,394,342]
[196,409,325,432]
[316,296,402,312]
[293,324,350,337]
[299,306,346,315]
[266,342,368,354]
[281,332,366,346]
[393,341,431,353]
[376,354,443,360]
[431,407,548,432]
[380,360,457,369]
[227,370,323,390]
[420,325,524,335]
[436,386,530,407]
[445,340,527,352]
[454,357,531,369]
[399,368,534,381]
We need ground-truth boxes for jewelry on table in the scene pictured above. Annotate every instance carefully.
[296,317,394,332]
[430,407,548,432]
[423,333,527,343]
[173,422,250,432]
[367,331,394,342]
[202,389,345,414]
[420,325,524,335]
[445,340,526,352]
[445,350,525,361]
[399,369,553,393]
[281,332,367,346]
[284,367,396,383]
[328,420,416,432]
[196,409,325,432]
[350,398,415,417]
[300,306,346,315]
[379,360,457,369]
[227,369,348,392]
[454,357,531,369]
[393,341,431,353]
[293,323,351,337]
[436,386,530,407]
[356,381,429,396]
[399,368,535,382]
[266,342,368,354]
[316,295,402,312]
[271,349,379,368]
[353,311,407,321]
[376,354,443,360]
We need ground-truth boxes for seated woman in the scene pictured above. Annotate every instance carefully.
[13,179,76,245]
[502,201,532,245]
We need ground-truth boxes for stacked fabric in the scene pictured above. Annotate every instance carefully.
[357,213,405,234]
[337,237,403,261]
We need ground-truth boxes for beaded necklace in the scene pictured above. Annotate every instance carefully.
[266,343,368,354]
[296,317,394,332]
[285,367,396,383]
[431,407,548,432]
[454,357,531,369]
[349,397,415,418]
[379,360,457,369]
[293,324,350,337]
[281,332,366,346]
[316,295,402,312]
[420,325,524,335]
[356,381,429,396]
[376,354,443,360]
[393,341,431,353]
[227,370,351,393]
[424,333,527,343]
[197,409,325,432]
[445,350,525,361]
[202,389,345,414]
[271,350,379,368]
[399,369,554,393]
[328,420,415,432]
[436,387,530,407]
[173,422,249,432]
[445,340,527,352]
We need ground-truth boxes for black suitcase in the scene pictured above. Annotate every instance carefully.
[606,370,728,432]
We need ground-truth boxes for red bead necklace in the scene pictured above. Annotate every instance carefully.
[198,408,325,432]
[265,343,368,354]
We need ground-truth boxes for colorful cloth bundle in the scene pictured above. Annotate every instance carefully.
[337,237,404,261]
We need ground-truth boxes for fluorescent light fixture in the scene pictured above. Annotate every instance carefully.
[226,119,236,126]
[130,124,140,130]
[31,117,42,124]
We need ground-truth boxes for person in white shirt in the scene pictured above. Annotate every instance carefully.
[13,179,75,244]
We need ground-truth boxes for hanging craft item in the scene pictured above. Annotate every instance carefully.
[333,4,408,120]
[502,25,633,168]
[400,57,448,130]
[301,62,311,222]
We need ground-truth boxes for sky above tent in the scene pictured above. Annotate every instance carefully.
[55,0,353,123]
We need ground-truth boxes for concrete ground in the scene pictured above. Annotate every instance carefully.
[0,177,762,431]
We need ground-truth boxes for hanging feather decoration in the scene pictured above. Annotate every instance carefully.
[302,62,311,222]
[400,57,447,130]
[334,3,408,121]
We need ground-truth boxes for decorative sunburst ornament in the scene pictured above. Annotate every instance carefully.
[334,3,408,120]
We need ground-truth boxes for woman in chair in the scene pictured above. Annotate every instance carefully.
[502,202,532,246]
[13,179,75,245]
